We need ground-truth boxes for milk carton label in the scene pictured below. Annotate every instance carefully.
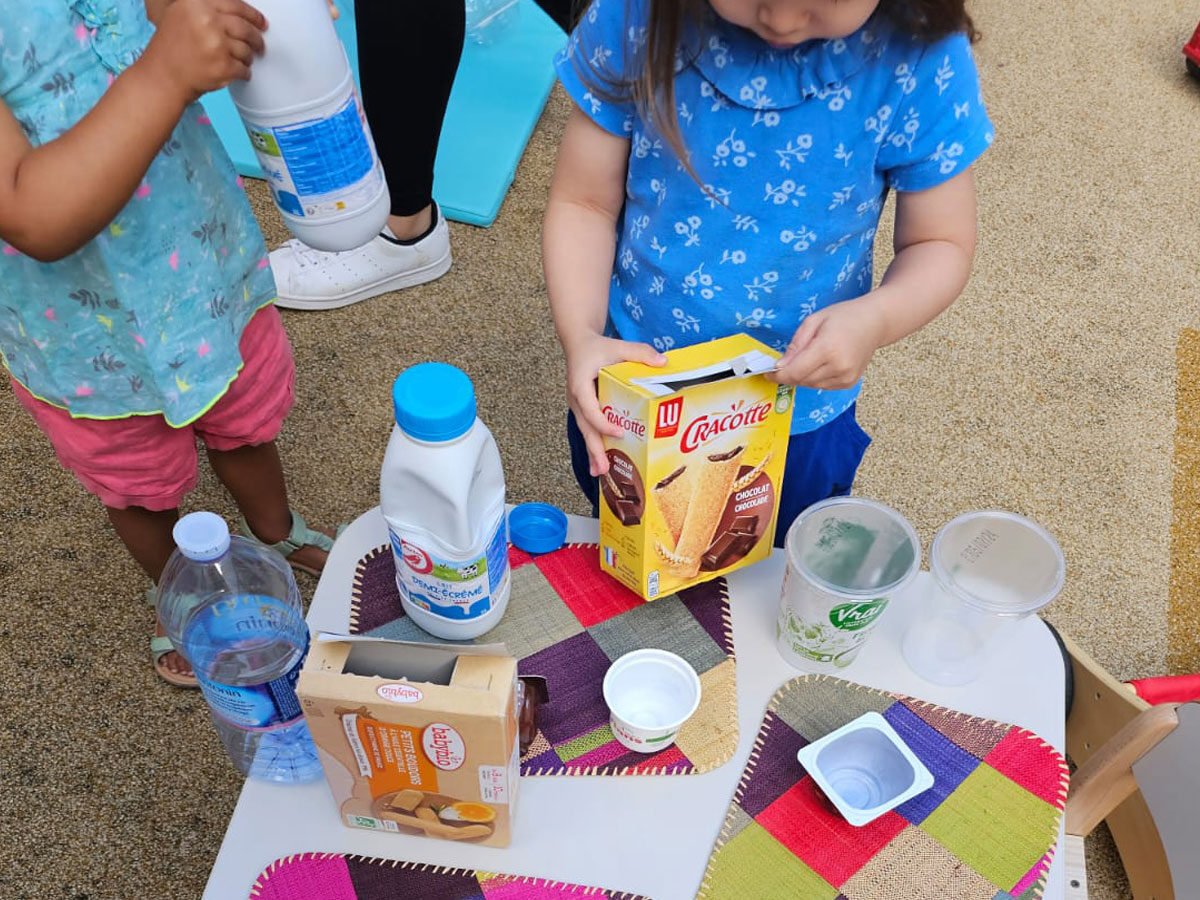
[243,89,384,221]
[388,517,508,621]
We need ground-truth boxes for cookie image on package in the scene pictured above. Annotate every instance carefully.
[667,444,746,579]
[652,465,693,546]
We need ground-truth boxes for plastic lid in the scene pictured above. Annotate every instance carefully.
[508,503,568,555]
[173,511,231,561]
[392,363,477,442]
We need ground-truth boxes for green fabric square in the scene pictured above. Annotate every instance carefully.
[699,820,839,900]
[921,764,1060,891]
[588,593,726,675]
[556,725,616,761]
[772,677,895,744]
[483,563,583,659]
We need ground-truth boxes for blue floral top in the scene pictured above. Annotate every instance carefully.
[0,0,276,425]
[556,0,994,431]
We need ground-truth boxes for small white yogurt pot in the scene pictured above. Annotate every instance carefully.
[796,711,934,827]
[602,649,702,753]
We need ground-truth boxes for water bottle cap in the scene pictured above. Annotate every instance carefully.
[392,362,477,442]
[173,511,231,561]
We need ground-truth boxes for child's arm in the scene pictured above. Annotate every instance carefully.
[770,169,977,389]
[544,105,666,477]
[0,0,265,262]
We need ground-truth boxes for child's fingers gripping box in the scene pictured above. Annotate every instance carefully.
[598,334,794,600]
[297,636,519,847]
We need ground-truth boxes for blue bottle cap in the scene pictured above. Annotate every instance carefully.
[173,511,231,561]
[392,362,477,442]
[508,503,568,555]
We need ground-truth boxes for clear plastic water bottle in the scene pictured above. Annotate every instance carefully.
[466,0,520,45]
[157,512,322,784]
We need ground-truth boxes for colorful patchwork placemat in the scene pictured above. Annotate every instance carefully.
[249,853,647,900]
[697,675,1068,900]
[350,543,738,776]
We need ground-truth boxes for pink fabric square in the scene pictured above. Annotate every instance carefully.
[251,854,358,900]
[480,876,610,899]
[569,738,631,769]
[984,728,1068,807]
[757,777,906,887]
[1011,852,1055,896]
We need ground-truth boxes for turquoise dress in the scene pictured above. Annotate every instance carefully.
[0,0,277,426]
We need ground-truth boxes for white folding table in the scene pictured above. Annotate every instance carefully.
[204,508,1065,900]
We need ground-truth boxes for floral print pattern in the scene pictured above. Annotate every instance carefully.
[556,0,994,431]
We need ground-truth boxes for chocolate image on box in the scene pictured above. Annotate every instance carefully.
[516,676,548,755]
[601,449,645,526]
[699,463,776,572]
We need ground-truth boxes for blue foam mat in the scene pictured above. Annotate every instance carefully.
[201,0,564,227]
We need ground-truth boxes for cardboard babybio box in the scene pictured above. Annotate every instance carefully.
[597,334,794,600]
[297,635,518,848]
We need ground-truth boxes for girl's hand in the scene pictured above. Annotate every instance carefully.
[565,334,666,477]
[768,296,887,390]
[141,0,267,103]
[327,1,340,19]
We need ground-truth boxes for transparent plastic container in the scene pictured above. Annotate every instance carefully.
[157,512,321,783]
[466,0,520,45]
[901,510,1065,686]
[776,498,921,672]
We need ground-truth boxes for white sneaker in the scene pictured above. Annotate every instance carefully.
[270,203,452,310]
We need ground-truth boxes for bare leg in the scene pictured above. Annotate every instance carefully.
[387,206,433,241]
[105,505,192,677]
[206,440,330,574]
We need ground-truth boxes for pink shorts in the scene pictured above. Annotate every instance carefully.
[11,305,295,511]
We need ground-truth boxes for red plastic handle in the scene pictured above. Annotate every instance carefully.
[1127,674,1200,705]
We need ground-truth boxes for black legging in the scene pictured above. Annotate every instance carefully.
[355,0,577,218]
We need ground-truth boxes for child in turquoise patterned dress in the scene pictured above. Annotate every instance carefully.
[0,0,337,686]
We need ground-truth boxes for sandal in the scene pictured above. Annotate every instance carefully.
[237,509,345,576]
[151,635,198,688]
[145,586,199,688]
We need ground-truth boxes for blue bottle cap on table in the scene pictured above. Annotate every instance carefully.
[392,362,477,442]
[173,511,231,561]
[509,503,568,555]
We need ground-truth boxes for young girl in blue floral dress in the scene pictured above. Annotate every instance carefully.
[546,0,993,539]
[0,0,337,686]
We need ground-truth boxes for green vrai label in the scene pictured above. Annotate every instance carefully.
[829,598,889,631]
[348,815,378,829]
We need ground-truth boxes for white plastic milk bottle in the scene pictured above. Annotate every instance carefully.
[229,0,390,251]
[380,363,511,640]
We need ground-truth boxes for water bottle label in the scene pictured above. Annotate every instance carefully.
[193,612,309,730]
[389,519,509,621]
[243,91,384,221]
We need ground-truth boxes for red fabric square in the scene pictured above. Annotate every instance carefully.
[534,543,644,627]
[984,728,1068,807]
[508,545,535,570]
[629,744,688,773]
[757,777,906,887]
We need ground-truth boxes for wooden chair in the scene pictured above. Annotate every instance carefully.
[1062,632,1200,899]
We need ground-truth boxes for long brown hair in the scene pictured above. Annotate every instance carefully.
[576,0,978,175]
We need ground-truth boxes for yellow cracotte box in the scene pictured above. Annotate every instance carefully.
[597,334,795,600]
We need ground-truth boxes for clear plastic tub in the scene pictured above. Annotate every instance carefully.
[776,497,921,672]
[901,510,1065,686]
